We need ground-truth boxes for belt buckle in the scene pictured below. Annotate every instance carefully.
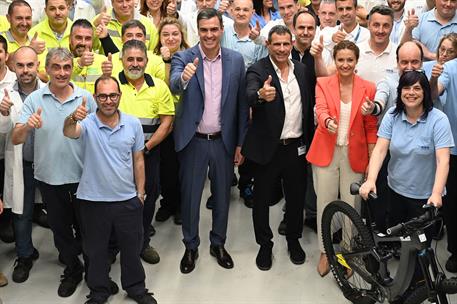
[280,139,287,145]
[206,133,212,140]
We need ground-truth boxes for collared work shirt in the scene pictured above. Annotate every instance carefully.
[356,40,398,85]
[438,58,457,155]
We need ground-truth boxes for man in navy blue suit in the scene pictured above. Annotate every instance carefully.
[170,8,249,274]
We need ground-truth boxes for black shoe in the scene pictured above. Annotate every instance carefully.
[85,297,107,304]
[256,246,272,271]
[231,173,238,187]
[33,207,50,228]
[128,292,157,304]
[240,186,254,208]
[206,196,215,210]
[304,217,317,233]
[210,245,234,269]
[149,225,156,237]
[278,219,286,236]
[446,255,457,273]
[0,222,14,243]
[12,248,39,283]
[173,211,182,225]
[288,240,306,265]
[57,263,83,297]
[155,207,172,222]
[180,249,198,274]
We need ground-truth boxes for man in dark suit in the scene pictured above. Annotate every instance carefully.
[170,8,249,274]
[243,25,315,271]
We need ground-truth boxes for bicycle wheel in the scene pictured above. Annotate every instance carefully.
[322,200,381,304]
[403,278,457,304]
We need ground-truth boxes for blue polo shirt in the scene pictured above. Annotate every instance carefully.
[76,111,145,202]
[379,107,454,199]
[423,60,445,111]
[412,9,457,56]
[438,58,457,155]
[18,84,96,185]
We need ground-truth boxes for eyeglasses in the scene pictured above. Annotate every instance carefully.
[96,93,121,102]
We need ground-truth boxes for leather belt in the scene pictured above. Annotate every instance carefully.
[279,138,299,146]
[195,132,222,140]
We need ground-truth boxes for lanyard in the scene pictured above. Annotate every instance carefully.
[340,24,361,43]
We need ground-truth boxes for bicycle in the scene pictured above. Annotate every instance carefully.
[321,182,457,304]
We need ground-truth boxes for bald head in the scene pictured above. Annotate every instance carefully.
[231,0,254,25]
[396,41,423,73]
[14,46,39,86]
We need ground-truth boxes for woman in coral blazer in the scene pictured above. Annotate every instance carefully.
[306,41,378,277]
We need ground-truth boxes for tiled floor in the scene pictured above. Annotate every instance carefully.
[0,180,455,304]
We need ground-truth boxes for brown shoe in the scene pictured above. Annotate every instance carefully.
[317,252,330,277]
[0,272,8,287]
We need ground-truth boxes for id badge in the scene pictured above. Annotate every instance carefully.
[298,145,306,156]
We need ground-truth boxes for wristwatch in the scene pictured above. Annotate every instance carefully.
[257,89,265,104]
[137,192,146,201]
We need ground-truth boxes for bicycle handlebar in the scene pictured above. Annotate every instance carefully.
[350,182,378,200]
[386,205,438,236]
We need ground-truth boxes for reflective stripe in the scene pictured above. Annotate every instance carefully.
[72,74,101,82]
[107,29,121,38]
[139,117,160,126]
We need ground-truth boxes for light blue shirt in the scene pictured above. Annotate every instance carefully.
[221,25,268,70]
[412,9,457,56]
[76,111,144,201]
[18,84,96,185]
[374,72,399,124]
[379,107,454,199]
[423,60,445,111]
[438,58,457,155]
[250,11,281,29]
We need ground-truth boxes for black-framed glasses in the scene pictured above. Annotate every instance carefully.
[96,93,121,102]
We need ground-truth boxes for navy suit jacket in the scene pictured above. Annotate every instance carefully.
[170,45,249,155]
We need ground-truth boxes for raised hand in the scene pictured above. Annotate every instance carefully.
[182,57,199,82]
[78,46,94,67]
[310,35,324,58]
[101,53,113,76]
[332,29,346,44]
[160,46,171,61]
[27,107,43,129]
[94,6,111,27]
[361,96,375,115]
[0,89,13,116]
[431,60,444,79]
[249,21,261,41]
[29,32,46,55]
[218,0,230,13]
[95,21,108,39]
[73,97,88,121]
[258,75,276,102]
[404,9,419,30]
[166,0,177,16]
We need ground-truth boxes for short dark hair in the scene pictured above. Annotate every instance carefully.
[267,25,292,43]
[396,41,424,63]
[70,19,93,35]
[0,35,8,54]
[122,39,148,58]
[394,70,433,118]
[336,0,357,9]
[333,40,359,60]
[368,5,394,21]
[7,0,32,16]
[94,75,121,94]
[292,10,317,28]
[197,8,223,29]
[45,0,68,7]
[121,19,147,37]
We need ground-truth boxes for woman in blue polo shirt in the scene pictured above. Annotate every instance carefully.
[360,70,454,227]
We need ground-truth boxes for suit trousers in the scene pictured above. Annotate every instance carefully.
[178,136,233,250]
[252,141,307,248]
[143,146,160,249]
[313,146,363,253]
[444,154,457,256]
[80,198,146,301]
[38,182,82,268]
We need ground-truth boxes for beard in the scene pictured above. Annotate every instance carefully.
[125,67,144,80]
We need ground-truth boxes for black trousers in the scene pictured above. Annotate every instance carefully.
[159,133,181,214]
[444,154,457,256]
[143,146,160,249]
[252,141,307,248]
[38,182,82,268]
[80,198,146,301]
[368,153,391,233]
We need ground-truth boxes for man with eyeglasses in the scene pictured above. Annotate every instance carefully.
[12,47,97,298]
[117,39,174,265]
[63,75,157,304]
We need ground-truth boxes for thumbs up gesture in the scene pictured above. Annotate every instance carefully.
[326,116,338,134]
[166,0,177,16]
[431,60,444,79]
[218,0,230,13]
[404,9,419,30]
[258,75,276,102]
[29,32,46,55]
[78,46,95,67]
[96,21,108,39]
[27,107,43,129]
[94,7,111,27]
[332,29,347,44]
[310,35,324,58]
[72,97,88,121]
[160,46,171,61]
[0,89,14,116]
[182,57,199,82]
[102,53,113,76]
[361,96,375,115]
[249,21,261,41]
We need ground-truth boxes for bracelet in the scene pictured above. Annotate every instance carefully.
[324,117,332,128]
[68,113,78,124]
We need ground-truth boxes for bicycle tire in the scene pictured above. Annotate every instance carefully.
[322,200,380,304]
[403,278,457,304]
